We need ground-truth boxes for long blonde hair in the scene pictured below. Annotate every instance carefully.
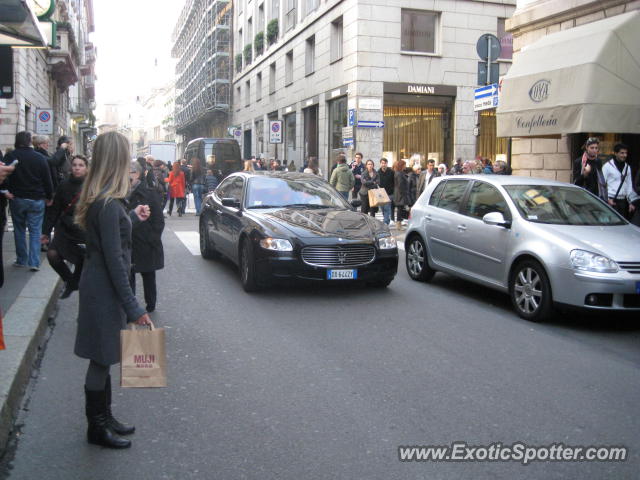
[75,131,131,229]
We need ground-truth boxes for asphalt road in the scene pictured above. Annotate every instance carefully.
[2,215,639,480]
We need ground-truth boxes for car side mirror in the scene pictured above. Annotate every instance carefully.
[351,199,362,208]
[482,211,511,228]
[221,197,241,209]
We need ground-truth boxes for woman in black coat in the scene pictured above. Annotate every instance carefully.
[393,159,409,225]
[74,131,151,449]
[41,155,88,298]
[128,161,164,313]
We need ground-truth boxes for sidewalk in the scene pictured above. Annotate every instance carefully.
[0,227,61,453]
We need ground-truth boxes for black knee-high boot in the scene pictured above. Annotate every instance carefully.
[85,387,131,448]
[105,375,136,435]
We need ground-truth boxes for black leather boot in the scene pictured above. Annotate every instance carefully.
[105,375,136,435]
[85,387,131,448]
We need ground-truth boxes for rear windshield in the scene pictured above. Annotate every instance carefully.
[504,185,626,226]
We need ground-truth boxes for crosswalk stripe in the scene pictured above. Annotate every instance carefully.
[174,231,201,256]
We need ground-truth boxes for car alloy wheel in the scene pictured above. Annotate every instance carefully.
[405,235,435,282]
[199,216,218,259]
[510,260,553,322]
[240,239,259,292]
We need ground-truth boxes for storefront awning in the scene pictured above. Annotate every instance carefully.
[0,0,47,47]
[496,10,640,137]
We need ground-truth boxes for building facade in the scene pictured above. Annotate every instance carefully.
[499,0,640,182]
[232,0,516,174]
[172,0,233,155]
[0,0,96,156]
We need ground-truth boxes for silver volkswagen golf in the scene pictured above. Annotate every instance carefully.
[405,175,640,322]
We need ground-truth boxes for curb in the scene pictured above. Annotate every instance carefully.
[0,265,61,452]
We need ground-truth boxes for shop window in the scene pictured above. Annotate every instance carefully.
[401,9,438,54]
[285,112,296,161]
[497,18,513,60]
[305,35,315,76]
[327,96,348,164]
[330,16,343,63]
[476,110,508,162]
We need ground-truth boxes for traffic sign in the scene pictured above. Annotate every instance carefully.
[269,120,282,144]
[35,108,53,134]
[477,61,499,86]
[356,120,384,128]
[348,109,356,127]
[476,34,501,62]
[343,138,354,147]
[342,126,354,138]
[474,84,499,111]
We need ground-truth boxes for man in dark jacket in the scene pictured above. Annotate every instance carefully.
[49,135,73,191]
[573,137,607,200]
[378,158,395,226]
[3,131,54,271]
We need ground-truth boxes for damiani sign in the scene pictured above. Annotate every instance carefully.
[408,85,435,94]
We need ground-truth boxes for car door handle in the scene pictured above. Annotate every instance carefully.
[457,224,467,232]
[424,214,432,222]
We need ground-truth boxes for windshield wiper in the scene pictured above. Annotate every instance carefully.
[281,203,332,209]
[246,204,283,209]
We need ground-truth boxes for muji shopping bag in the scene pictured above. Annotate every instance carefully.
[120,321,167,388]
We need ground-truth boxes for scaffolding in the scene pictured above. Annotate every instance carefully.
[172,0,232,134]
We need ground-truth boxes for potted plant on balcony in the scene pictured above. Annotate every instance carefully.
[267,19,279,45]
[243,44,252,65]
[254,31,264,56]
[235,53,242,72]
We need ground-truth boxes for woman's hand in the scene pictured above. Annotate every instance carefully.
[134,204,150,221]
[135,313,152,326]
[40,234,49,245]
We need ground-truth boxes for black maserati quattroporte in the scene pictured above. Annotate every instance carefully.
[199,172,398,291]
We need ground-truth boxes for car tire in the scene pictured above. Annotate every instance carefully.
[199,215,219,259]
[239,238,260,292]
[509,259,553,322]
[405,234,436,282]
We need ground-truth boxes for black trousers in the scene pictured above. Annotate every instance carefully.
[359,193,378,217]
[129,269,157,310]
[610,198,630,220]
[168,197,186,215]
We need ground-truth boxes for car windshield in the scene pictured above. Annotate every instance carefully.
[245,176,351,209]
[504,185,626,226]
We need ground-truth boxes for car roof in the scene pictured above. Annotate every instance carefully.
[441,175,573,188]
[230,171,321,181]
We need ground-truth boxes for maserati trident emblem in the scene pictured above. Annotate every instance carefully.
[338,251,347,264]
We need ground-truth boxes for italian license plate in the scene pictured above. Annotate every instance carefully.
[327,269,357,280]
[636,281,640,294]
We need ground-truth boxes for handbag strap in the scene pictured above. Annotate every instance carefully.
[62,193,81,215]
[612,161,628,200]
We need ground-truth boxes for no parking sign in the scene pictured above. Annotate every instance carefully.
[36,108,54,135]
[269,120,282,144]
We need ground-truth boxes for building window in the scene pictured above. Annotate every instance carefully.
[238,28,243,51]
[286,0,296,31]
[269,62,276,94]
[248,17,253,42]
[305,35,315,76]
[256,72,262,101]
[285,50,293,85]
[303,0,319,18]
[258,3,265,30]
[330,16,343,63]
[401,9,438,54]
[245,80,250,106]
[271,0,280,20]
[497,18,513,60]
[236,85,241,110]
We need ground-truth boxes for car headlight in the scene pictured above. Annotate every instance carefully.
[570,249,618,273]
[259,237,293,251]
[377,235,397,250]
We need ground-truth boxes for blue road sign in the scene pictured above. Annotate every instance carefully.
[357,120,384,128]
[348,109,356,127]
[343,138,354,147]
[475,84,498,99]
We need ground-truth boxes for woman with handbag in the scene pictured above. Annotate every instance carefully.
[165,161,186,217]
[74,131,151,449]
[128,161,164,313]
[393,159,410,228]
[359,159,379,217]
[41,154,88,299]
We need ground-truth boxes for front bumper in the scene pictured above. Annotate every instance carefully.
[551,267,640,310]
[254,248,398,284]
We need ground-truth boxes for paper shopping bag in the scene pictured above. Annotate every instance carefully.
[0,308,5,350]
[120,321,166,388]
[368,188,390,207]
